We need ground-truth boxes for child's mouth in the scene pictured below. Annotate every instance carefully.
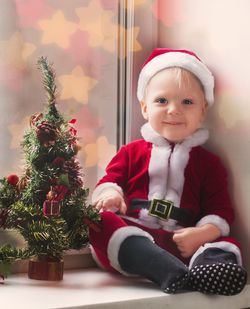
[163,121,184,126]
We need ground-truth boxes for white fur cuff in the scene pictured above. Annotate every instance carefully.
[89,245,106,270]
[107,226,154,276]
[196,214,230,236]
[91,182,123,205]
[189,241,242,268]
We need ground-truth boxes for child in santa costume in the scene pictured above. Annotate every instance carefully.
[88,48,248,295]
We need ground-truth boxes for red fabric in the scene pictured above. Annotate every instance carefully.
[142,48,201,68]
[96,140,234,227]
[91,139,238,272]
[89,211,128,272]
[89,211,240,271]
[218,236,242,251]
[89,211,189,271]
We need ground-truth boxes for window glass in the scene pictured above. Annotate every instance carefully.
[0,0,146,252]
[0,0,122,195]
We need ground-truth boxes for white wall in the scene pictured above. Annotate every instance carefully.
[156,0,250,275]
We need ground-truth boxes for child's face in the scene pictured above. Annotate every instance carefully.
[140,68,207,143]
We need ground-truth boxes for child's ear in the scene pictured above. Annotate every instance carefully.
[140,101,148,120]
[201,101,208,122]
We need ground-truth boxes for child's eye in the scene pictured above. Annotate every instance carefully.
[156,98,168,104]
[182,99,193,105]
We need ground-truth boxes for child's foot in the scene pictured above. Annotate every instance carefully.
[164,272,189,294]
[187,262,247,295]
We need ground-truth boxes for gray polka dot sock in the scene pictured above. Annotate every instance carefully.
[188,262,247,295]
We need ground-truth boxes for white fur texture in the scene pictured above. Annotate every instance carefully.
[107,226,154,276]
[92,182,123,205]
[138,208,161,229]
[141,123,209,229]
[89,245,106,270]
[189,241,242,268]
[137,51,214,106]
[196,214,230,236]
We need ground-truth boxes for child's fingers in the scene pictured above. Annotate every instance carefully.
[94,197,126,214]
[119,200,127,214]
[172,232,182,243]
[95,200,103,211]
[102,199,114,210]
[175,243,190,257]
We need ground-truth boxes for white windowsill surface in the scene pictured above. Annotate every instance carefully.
[2,268,250,309]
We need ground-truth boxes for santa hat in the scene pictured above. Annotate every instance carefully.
[137,48,214,106]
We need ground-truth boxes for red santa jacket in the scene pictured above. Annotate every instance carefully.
[92,124,234,237]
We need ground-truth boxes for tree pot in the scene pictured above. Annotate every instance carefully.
[28,257,64,281]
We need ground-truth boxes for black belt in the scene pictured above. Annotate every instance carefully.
[130,199,192,226]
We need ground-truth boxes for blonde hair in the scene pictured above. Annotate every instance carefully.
[144,67,205,100]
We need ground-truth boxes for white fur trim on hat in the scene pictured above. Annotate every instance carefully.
[137,51,214,106]
[107,226,154,276]
[196,214,230,237]
[189,241,242,268]
[92,182,123,205]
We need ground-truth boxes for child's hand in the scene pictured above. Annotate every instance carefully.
[172,224,221,258]
[172,227,205,258]
[94,189,127,215]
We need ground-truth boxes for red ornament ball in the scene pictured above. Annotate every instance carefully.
[7,174,19,186]
[52,157,65,167]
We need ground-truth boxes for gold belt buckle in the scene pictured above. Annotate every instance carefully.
[148,198,173,221]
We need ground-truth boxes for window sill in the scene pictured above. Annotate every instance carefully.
[2,267,250,309]
[11,247,96,274]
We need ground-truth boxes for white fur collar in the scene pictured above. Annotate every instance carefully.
[139,122,209,230]
[140,122,209,148]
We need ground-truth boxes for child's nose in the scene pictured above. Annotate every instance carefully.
[167,101,181,114]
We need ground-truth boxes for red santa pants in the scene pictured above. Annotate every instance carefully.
[89,211,243,274]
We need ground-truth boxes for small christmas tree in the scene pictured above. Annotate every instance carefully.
[0,57,99,281]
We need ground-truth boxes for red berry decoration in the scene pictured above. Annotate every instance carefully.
[52,157,65,167]
[7,174,19,186]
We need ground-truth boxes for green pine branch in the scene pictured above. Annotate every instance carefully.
[0,178,19,209]
[0,245,35,278]
[0,245,33,262]
[0,56,101,273]
[37,56,65,125]
[25,218,68,260]
[37,56,57,106]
